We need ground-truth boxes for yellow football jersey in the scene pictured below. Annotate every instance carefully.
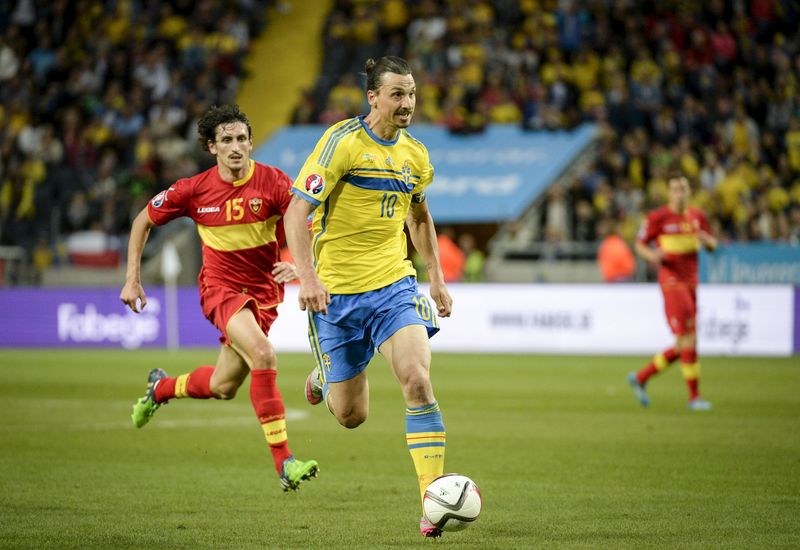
[292,116,434,294]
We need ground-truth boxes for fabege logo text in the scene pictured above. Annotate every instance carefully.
[57,300,161,349]
[305,174,325,195]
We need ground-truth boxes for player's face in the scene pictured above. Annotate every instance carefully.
[668,176,690,211]
[208,122,252,178]
[371,72,416,129]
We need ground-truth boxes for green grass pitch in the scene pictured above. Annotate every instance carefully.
[0,350,798,549]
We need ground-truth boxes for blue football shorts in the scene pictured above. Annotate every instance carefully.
[306,276,440,387]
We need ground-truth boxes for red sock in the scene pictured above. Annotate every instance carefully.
[681,348,700,400]
[154,366,215,403]
[637,346,678,384]
[636,364,659,384]
[250,369,292,473]
[686,379,699,400]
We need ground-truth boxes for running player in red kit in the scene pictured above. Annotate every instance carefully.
[628,174,717,411]
[121,104,318,490]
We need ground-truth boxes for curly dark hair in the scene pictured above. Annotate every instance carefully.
[197,104,252,152]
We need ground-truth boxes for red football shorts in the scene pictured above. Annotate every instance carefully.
[200,284,279,345]
[661,285,697,335]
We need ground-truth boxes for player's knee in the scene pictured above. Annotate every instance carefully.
[336,406,368,429]
[401,371,433,403]
[249,343,277,370]
[337,412,367,429]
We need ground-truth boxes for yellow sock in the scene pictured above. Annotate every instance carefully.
[406,402,446,503]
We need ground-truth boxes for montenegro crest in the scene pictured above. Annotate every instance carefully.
[249,197,262,214]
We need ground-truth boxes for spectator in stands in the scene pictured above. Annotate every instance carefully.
[0,1,276,284]
[306,2,800,250]
[437,226,465,282]
[458,232,485,283]
[596,217,635,283]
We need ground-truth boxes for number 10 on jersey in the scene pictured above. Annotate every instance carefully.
[380,193,398,218]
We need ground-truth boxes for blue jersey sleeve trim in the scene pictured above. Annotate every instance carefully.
[291,187,321,206]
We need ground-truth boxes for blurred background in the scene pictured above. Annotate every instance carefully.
[0,0,800,354]
[1,0,799,289]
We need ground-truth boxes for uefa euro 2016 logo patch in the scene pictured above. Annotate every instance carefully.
[305,174,325,195]
[151,190,166,207]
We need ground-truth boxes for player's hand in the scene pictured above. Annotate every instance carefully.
[649,248,665,265]
[298,276,331,315]
[698,230,716,249]
[271,261,298,283]
[120,280,147,313]
[429,280,453,318]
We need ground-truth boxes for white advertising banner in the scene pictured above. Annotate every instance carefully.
[272,284,794,357]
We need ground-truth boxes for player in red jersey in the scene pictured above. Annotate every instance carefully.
[628,175,717,411]
[120,104,318,490]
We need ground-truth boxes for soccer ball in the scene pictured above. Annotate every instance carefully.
[422,474,482,532]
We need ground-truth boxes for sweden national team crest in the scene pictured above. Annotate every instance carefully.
[401,160,413,190]
[322,353,332,372]
[305,174,325,195]
[249,197,262,214]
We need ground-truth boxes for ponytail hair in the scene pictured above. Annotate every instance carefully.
[364,56,412,92]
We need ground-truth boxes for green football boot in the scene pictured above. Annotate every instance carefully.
[131,368,168,428]
[279,456,319,492]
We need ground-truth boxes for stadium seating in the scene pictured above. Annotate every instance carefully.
[300,0,800,272]
[0,0,275,283]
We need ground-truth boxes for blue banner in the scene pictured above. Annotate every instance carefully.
[255,123,596,223]
[700,244,800,284]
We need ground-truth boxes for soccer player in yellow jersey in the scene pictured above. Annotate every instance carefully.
[121,105,318,491]
[284,57,453,538]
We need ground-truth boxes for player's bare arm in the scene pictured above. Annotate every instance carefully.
[406,198,453,317]
[698,230,717,252]
[120,207,156,313]
[284,194,330,314]
[634,240,663,265]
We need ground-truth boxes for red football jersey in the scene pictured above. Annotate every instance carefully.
[147,160,292,306]
[637,205,710,287]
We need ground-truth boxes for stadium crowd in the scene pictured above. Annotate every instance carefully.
[0,0,275,280]
[2,0,799,285]
[298,0,800,250]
